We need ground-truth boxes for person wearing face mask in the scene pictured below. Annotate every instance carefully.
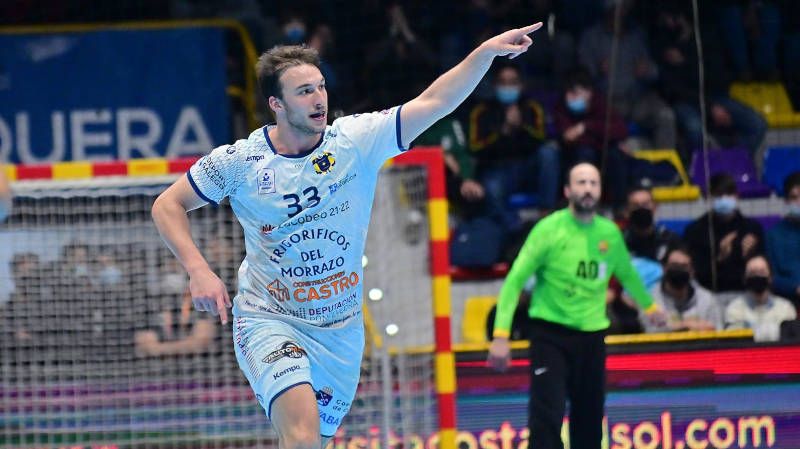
[725,256,796,342]
[281,16,307,45]
[766,172,800,307]
[554,68,633,210]
[622,186,682,262]
[684,173,764,304]
[466,64,559,227]
[643,246,722,333]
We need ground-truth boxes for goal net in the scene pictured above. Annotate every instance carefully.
[0,164,437,449]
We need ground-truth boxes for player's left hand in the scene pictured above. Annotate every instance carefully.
[481,22,543,60]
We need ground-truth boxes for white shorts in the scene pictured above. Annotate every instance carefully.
[232,312,364,437]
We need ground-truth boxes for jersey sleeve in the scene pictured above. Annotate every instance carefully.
[493,220,549,338]
[335,106,408,170]
[187,144,245,205]
[610,229,655,311]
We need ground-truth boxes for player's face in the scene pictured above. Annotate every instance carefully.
[565,164,601,213]
[276,64,328,135]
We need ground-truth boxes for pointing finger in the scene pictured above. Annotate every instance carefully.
[520,22,543,35]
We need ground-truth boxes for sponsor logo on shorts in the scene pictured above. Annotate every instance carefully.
[258,168,276,194]
[264,341,306,364]
[268,279,290,302]
[316,386,333,406]
[273,365,301,380]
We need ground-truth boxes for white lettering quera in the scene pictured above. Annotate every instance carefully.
[1,107,213,162]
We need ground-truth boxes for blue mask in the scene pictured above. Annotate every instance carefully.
[99,266,122,286]
[495,86,521,104]
[712,196,737,215]
[285,27,305,43]
[567,97,588,114]
[788,203,800,218]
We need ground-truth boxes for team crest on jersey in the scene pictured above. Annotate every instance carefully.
[258,168,276,194]
[315,386,334,406]
[267,278,290,302]
[312,151,336,174]
[598,240,609,254]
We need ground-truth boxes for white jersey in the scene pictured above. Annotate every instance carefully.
[188,106,406,329]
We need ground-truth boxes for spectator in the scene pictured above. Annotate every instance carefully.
[467,64,559,224]
[135,258,216,357]
[622,186,683,262]
[95,250,123,287]
[684,173,764,302]
[554,67,632,209]
[643,245,722,333]
[725,255,796,342]
[413,116,481,216]
[1,253,43,344]
[714,0,781,81]
[650,2,767,162]
[361,4,437,111]
[485,284,534,342]
[766,172,800,307]
[578,0,676,150]
[307,24,355,112]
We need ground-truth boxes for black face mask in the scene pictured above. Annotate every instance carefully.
[664,268,691,289]
[629,208,654,229]
[744,275,769,294]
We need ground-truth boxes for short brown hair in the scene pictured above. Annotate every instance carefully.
[256,45,321,100]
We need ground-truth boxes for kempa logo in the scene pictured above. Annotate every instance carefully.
[263,341,306,364]
[246,154,264,162]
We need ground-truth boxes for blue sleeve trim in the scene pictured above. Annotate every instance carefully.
[186,170,218,206]
[267,381,312,419]
[396,104,409,152]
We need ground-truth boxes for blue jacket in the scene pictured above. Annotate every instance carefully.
[766,218,800,300]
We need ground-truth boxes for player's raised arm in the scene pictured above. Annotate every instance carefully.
[152,175,232,324]
[400,22,543,147]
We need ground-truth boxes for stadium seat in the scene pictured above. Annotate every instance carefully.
[763,146,800,196]
[729,82,800,128]
[657,218,692,235]
[461,296,497,343]
[658,215,781,236]
[690,148,771,198]
[633,149,701,201]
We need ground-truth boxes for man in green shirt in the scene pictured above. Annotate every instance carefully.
[488,163,665,449]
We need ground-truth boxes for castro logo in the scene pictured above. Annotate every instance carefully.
[312,151,336,174]
[263,341,306,364]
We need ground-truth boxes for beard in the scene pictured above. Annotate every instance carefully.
[571,194,598,214]
[285,105,325,135]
